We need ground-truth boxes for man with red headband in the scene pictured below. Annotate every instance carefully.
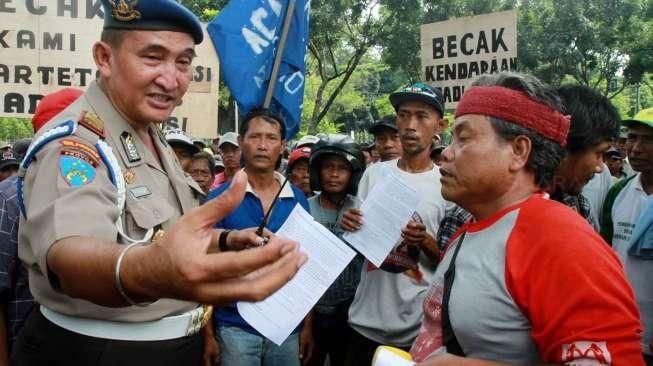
[411,72,643,365]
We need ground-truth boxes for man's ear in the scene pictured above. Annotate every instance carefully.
[93,41,113,79]
[509,135,532,172]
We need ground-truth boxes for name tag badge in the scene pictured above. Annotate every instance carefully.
[130,185,151,199]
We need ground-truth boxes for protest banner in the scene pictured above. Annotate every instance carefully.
[208,0,310,139]
[420,9,517,109]
[0,0,220,138]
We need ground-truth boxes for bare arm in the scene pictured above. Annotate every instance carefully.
[47,171,307,307]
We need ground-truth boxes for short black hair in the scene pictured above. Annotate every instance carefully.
[473,72,566,188]
[192,151,216,175]
[557,84,620,153]
[239,108,286,139]
[100,28,128,49]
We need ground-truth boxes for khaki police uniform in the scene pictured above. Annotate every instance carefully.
[11,0,212,363]
[18,81,204,322]
[12,82,211,365]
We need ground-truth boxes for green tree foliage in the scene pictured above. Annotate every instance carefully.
[305,0,396,134]
[180,0,227,21]
[182,0,652,137]
[0,118,34,141]
[519,0,648,97]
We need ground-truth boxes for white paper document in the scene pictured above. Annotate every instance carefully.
[237,205,356,345]
[342,172,419,267]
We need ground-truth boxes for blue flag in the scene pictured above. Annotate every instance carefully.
[207,0,310,140]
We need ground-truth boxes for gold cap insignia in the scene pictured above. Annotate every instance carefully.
[109,0,141,22]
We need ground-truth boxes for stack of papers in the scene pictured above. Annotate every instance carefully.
[238,172,420,344]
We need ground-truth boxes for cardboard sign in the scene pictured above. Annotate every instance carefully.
[0,0,220,138]
[420,10,517,109]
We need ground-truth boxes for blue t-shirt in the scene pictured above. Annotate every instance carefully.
[207,175,309,335]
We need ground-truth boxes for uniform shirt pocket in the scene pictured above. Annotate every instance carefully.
[124,192,175,234]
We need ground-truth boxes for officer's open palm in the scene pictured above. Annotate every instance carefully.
[146,171,307,305]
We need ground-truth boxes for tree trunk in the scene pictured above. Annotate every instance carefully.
[308,80,329,135]
[307,49,367,134]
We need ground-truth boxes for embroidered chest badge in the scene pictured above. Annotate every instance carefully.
[109,0,141,22]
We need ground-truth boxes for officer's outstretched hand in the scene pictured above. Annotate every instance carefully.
[340,208,364,232]
[124,170,308,305]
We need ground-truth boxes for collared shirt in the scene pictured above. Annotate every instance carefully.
[0,176,34,351]
[19,81,202,322]
[436,204,473,250]
[207,171,309,334]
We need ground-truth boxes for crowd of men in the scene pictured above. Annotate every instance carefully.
[0,0,651,365]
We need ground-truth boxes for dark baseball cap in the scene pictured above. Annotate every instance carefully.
[604,146,625,159]
[368,115,398,135]
[0,151,18,171]
[389,82,445,116]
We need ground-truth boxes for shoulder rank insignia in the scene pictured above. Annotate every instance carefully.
[78,111,105,138]
[120,132,141,163]
[59,143,98,187]
[109,0,141,22]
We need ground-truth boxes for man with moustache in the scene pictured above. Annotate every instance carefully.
[13,2,306,364]
[601,107,653,363]
[340,83,449,365]
[411,72,642,365]
[435,84,621,248]
[207,109,314,366]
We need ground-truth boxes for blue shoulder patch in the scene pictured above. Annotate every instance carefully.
[59,155,96,187]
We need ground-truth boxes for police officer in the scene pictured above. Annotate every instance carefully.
[12,1,306,365]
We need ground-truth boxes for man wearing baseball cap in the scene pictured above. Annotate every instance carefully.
[341,82,448,365]
[412,72,642,364]
[164,128,201,172]
[601,107,653,362]
[212,131,241,188]
[368,115,401,162]
[0,150,19,183]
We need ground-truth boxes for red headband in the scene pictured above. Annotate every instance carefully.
[455,86,570,146]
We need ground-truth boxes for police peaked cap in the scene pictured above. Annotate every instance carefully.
[102,0,204,44]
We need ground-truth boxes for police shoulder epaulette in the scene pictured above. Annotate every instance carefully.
[78,111,106,139]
